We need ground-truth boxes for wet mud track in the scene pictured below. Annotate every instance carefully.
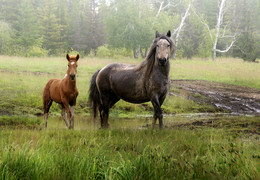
[171,80,260,115]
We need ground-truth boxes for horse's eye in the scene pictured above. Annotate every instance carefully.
[156,45,159,47]
[167,44,170,47]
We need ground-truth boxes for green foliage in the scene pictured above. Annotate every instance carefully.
[96,45,132,58]
[37,0,65,55]
[178,14,212,59]
[105,0,154,50]
[25,47,48,57]
[234,32,260,62]
[0,0,259,58]
[0,21,13,54]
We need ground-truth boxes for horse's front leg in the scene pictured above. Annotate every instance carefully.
[151,96,163,128]
[70,105,75,129]
[63,103,72,129]
[61,107,69,128]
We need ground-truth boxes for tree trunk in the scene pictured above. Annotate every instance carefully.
[140,48,147,58]
[133,48,139,59]
[171,2,192,59]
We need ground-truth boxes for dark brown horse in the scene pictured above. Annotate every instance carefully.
[88,31,174,128]
[43,54,79,129]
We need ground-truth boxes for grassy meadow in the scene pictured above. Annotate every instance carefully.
[0,56,259,179]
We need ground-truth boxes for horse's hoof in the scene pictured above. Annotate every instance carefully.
[159,125,164,129]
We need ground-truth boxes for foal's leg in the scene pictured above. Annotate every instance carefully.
[63,103,72,129]
[43,100,53,128]
[70,105,75,129]
[151,95,163,128]
[61,106,69,128]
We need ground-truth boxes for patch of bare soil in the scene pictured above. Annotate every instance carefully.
[171,80,260,115]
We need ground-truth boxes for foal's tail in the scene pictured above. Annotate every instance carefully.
[88,70,101,119]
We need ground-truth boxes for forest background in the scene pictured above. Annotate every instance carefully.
[0,0,259,61]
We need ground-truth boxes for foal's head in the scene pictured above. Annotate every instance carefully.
[66,54,79,81]
[155,30,172,66]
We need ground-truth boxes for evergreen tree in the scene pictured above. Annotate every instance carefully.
[38,0,65,55]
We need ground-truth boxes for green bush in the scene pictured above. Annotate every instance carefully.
[96,45,132,58]
[96,45,112,57]
[25,46,48,57]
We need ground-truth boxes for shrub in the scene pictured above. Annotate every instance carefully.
[25,47,48,57]
[95,45,132,58]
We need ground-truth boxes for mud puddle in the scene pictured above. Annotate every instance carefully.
[171,80,260,115]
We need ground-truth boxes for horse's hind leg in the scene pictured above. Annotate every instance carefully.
[103,107,110,128]
[99,98,110,128]
[99,106,104,127]
[43,99,53,128]
[100,95,119,128]
[151,96,163,128]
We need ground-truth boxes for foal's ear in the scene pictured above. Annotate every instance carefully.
[66,54,70,61]
[76,54,80,61]
[155,31,160,38]
[167,30,171,37]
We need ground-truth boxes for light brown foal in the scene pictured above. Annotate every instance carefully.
[43,54,79,129]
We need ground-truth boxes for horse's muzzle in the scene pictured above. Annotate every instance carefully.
[70,74,76,80]
[158,58,167,66]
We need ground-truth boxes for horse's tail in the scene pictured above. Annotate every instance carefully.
[88,70,101,119]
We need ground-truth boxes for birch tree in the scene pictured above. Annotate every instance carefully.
[172,0,193,59]
[193,0,238,60]
[212,0,238,60]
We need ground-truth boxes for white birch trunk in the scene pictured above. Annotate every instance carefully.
[172,2,192,59]
[212,0,226,60]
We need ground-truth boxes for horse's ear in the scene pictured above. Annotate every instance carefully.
[155,31,160,38]
[66,54,70,61]
[76,54,80,61]
[167,30,171,37]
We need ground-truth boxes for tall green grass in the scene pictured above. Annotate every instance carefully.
[0,129,259,179]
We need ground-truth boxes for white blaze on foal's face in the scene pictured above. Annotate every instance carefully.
[67,61,78,80]
[66,54,79,80]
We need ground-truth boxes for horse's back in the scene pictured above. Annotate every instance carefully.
[43,79,62,102]
[97,63,149,103]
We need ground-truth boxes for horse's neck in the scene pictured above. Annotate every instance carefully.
[64,76,76,89]
[156,62,170,77]
[145,56,170,78]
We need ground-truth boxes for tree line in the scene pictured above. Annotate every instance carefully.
[0,0,259,61]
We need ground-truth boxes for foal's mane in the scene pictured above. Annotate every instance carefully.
[136,34,174,80]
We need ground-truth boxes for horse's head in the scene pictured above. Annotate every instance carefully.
[66,54,79,80]
[155,30,173,66]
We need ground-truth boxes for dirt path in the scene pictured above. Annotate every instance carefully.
[171,80,260,115]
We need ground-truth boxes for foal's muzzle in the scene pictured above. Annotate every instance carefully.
[70,74,75,80]
[158,58,168,66]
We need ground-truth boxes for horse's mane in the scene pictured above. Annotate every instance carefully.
[136,34,174,80]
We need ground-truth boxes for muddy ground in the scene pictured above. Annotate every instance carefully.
[171,80,260,115]
[166,80,260,135]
